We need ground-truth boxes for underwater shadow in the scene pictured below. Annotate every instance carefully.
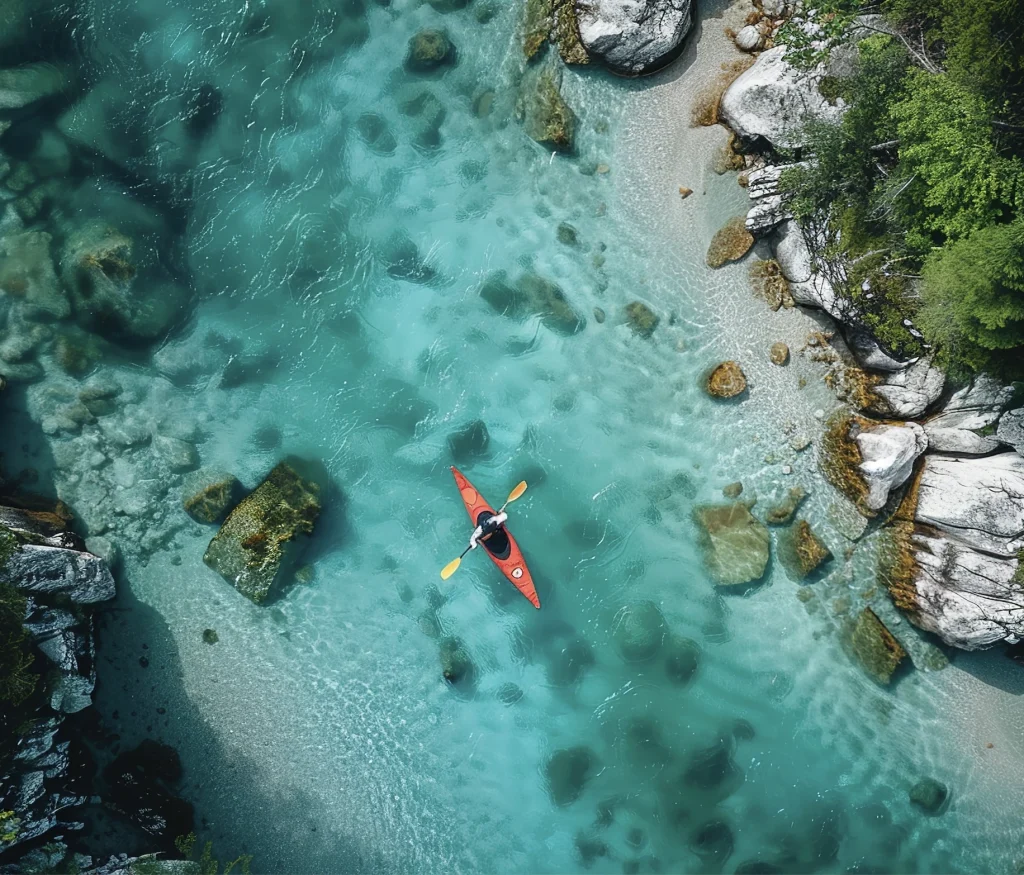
[952,648,1024,696]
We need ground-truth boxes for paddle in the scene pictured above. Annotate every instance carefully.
[440,481,528,580]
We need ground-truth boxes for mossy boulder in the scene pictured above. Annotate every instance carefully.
[778,519,832,580]
[183,473,243,524]
[849,607,907,684]
[519,69,575,152]
[694,503,770,585]
[625,301,659,338]
[405,29,456,72]
[706,217,754,268]
[706,361,747,398]
[203,460,322,604]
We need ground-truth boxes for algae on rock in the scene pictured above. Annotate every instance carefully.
[849,607,907,685]
[518,68,576,152]
[707,217,754,268]
[203,460,322,604]
[778,519,832,580]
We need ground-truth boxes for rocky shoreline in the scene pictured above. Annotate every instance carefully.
[708,13,1024,653]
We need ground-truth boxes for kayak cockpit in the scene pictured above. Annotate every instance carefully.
[475,510,511,559]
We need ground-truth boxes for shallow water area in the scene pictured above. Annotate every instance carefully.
[4,0,1024,872]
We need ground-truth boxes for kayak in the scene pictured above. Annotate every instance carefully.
[450,466,540,609]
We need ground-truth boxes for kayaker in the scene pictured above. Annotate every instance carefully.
[469,511,508,551]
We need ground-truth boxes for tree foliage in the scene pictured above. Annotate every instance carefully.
[918,221,1024,373]
[779,0,1024,374]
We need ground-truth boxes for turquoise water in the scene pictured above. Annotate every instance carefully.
[5,0,1024,872]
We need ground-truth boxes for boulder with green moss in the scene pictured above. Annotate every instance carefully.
[849,607,907,684]
[203,460,322,604]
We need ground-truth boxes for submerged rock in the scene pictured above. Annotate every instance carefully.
[683,736,742,793]
[765,486,807,525]
[769,342,789,366]
[518,272,586,334]
[405,29,457,71]
[518,69,576,152]
[849,607,907,684]
[613,600,667,663]
[546,746,595,806]
[706,217,754,268]
[439,636,475,685]
[183,473,243,524]
[447,419,490,463]
[203,460,322,604]
[694,503,770,585]
[706,361,747,398]
[778,519,832,580]
[909,778,948,814]
[624,301,659,338]
[0,231,70,319]
[664,636,701,686]
[104,741,194,848]
[576,0,693,75]
[0,63,70,111]
[690,819,734,868]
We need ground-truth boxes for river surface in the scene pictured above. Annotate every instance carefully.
[4,0,1024,872]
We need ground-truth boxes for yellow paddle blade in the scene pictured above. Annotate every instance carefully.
[506,480,528,504]
[440,557,462,580]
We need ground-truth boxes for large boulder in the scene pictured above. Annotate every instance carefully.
[694,503,770,585]
[883,453,1024,649]
[915,453,1024,557]
[719,46,844,150]
[924,375,1013,455]
[869,357,946,419]
[772,220,846,316]
[706,217,754,268]
[405,29,457,72]
[854,422,928,513]
[203,460,322,604]
[575,0,693,76]
[4,543,115,604]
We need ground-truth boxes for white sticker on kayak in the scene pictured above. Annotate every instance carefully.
[512,567,523,579]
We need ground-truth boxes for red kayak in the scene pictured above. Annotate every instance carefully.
[451,466,540,609]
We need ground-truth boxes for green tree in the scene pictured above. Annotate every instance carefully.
[887,72,1024,252]
[918,220,1024,373]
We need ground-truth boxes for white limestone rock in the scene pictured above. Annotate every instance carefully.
[719,46,845,150]
[871,357,945,419]
[997,408,1024,455]
[773,220,843,315]
[915,453,1024,558]
[5,544,116,604]
[855,422,927,512]
[924,375,1014,454]
[576,0,693,75]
